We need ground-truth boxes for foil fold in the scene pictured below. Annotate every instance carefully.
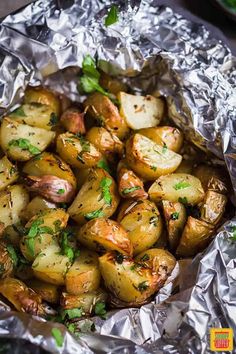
[0,0,236,353]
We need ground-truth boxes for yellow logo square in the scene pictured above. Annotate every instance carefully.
[210,328,233,352]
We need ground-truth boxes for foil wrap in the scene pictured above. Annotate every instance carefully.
[0,0,236,353]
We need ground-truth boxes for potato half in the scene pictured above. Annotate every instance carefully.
[0,156,18,191]
[60,289,108,313]
[77,218,133,256]
[119,92,164,129]
[118,167,148,200]
[126,134,182,180]
[148,173,204,205]
[117,199,162,255]
[22,196,57,221]
[200,191,227,225]
[24,86,61,116]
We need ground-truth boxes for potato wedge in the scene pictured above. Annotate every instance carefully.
[99,72,128,95]
[77,218,133,256]
[65,250,100,295]
[68,168,120,225]
[22,196,57,221]
[0,185,29,229]
[86,127,123,161]
[32,244,71,285]
[176,217,214,257]
[148,173,204,205]
[118,92,164,129]
[84,92,129,139]
[0,242,14,279]
[99,252,163,303]
[24,86,61,116]
[126,134,182,180]
[135,248,176,278]
[27,278,60,303]
[117,199,162,255]
[56,132,102,169]
[9,103,58,131]
[200,191,227,225]
[193,164,228,194]
[0,156,18,191]
[118,167,148,199]
[23,152,77,189]
[138,126,183,153]
[60,289,107,313]
[162,200,187,250]
[0,118,55,161]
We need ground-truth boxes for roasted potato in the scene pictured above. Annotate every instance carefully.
[2,225,21,248]
[74,168,91,190]
[84,92,129,139]
[99,72,128,95]
[0,156,18,191]
[27,278,60,304]
[175,159,194,174]
[176,217,214,257]
[117,199,163,255]
[0,118,55,161]
[0,243,14,278]
[77,218,133,256]
[148,173,204,205]
[60,289,107,313]
[68,168,120,225]
[10,103,58,131]
[126,134,182,180]
[118,92,164,130]
[0,184,29,229]
[0,277,46,315]
[162,200,187,250]
[32,244,71,285]
[99,252,163,303]
[200,191,227,225]
[65,250,101,295]
[24,86,61,116]
[193,164,228,194]
[22,196,57,221]
[138,126,183,153]
[23,152,77,189]
[135,248,176,279]
[118,167,148,199]
[86,127,123,161]
[56,132,102,169]
[60,108,86,134]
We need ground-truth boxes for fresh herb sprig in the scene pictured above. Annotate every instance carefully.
[9,138,41,156]
[104,4,119,27]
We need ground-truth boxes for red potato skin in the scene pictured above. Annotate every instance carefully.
[60,108,86,134]
[25,175,75,203]
[118,167,148,199]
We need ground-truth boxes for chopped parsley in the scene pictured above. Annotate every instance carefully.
[6,245,18,267]
[94,302,106,319]
[114,251,125,264]
[82,54,100,79]
[53,220,62,233]
[76,134,91,163]
[122,186,141,195]
[100,177,112,205]
[51,328,64,347]
[60,231,77,263]
[57,188,65,195]
[139,254,150,262]
[137,281,149,293]
[230,226,236,241]
[9,138,40,155]
[10,106,26,117]
[149,215,158,227]
[84,209,104,220]
[174,181,191,190]
[178,197,188,205]
[162,143,168,153]
[151,165,157,171]
[48,112,58,126]
[9,166,17,176]
[62,308,83,320]
[25,219,54,256]
[171,212,179,220]
[97,159,111,174]
[104,4,119,27]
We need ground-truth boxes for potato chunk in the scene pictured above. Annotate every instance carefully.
[0,156,18,191]
[200,191,227,225]
[24,86,61,116]
[60,289,107,313]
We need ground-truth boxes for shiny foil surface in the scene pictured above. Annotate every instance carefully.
[0,0,236,353]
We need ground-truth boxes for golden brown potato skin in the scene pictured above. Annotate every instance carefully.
[118,167,148,199]
[117,199,162,255]
[193,164,228,194]
[24,86,61,116]
[86,127,124,161]
[84,92,129,139]
[99,73,128,95]
[99,251,165,303]
[162,200,187,250]
[27,278,60,304]
[138,126,183,153]
[68,168,120,225]
[176,217,214,257]
[0,156,18,191]
[22,196,57,221]
[60,289,107,313]
[77,218,133,256]
[200,191,227,225]
[0,242,14,279]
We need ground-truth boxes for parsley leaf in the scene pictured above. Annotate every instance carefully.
[105,5,119,27]
[100,177,112,205]
[60,231,76,263]
[82,55,100,79]
[57,188,65,195]
[9,138,40,156]
[62,308,83,320]
[48,112,58,126]
[171,212,179,220]
[230,226,236,240]
[174,181,191,190]
[94,302,106,319]
[178,197,188,204]
[151,165,157,171]
[6,245,18,267]
[84,209,104,220]
[97,159,111,174]
[51,328,64,347]
[122,186,141,195]
[25,219,54,256]
[162,142,168,153]
[10,106,26,117]
[139,254,150,262]
[137,281,149,292]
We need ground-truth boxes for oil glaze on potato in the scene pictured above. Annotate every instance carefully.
[118,167,148,199]
[68,168,120,225]
[65,250,100,295]
[117,199,162,255]
[24,86,61,116]
[193,164,228,194]
[27,278,60,304]
[77,218,133,256]
[148,173,204,205]
[200,191,227,225]
[60,289,108,312]
[22,196,57,221]
[126,134,182,180]
[0,156,18,191]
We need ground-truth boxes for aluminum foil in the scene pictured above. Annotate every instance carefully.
[0,0,236,353]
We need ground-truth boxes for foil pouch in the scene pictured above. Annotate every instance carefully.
[0,0,236,353]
